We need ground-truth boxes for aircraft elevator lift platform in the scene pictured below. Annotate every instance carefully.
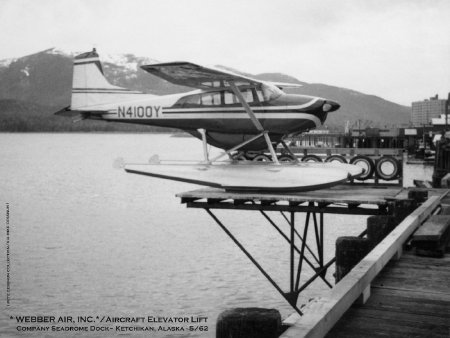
[177,184,414,316]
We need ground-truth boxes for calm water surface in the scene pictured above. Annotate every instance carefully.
[0,133,367,337]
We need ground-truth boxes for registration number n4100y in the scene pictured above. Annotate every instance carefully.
[117,106,161,118]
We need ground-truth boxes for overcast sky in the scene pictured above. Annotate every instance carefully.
[0,0,448,105]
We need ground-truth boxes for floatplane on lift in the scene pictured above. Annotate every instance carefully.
[57,49,362,192]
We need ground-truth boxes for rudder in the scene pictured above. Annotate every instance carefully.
[71,48,145,110]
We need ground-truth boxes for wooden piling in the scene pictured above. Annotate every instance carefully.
[408,190,428,203]
[216,308,282,338]
[367,215,396,249]
[391,199,417,224]
[441,205,450,215]
[335,237,371,283]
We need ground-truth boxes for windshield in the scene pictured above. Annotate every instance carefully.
[261,83,283,101]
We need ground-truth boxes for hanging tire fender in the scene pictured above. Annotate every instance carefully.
[349,155,375,180]
[278,155,296,163]
[301,154,322,162]
[375,156,401,180]
[324,155,347,164]
[252,154,272,162]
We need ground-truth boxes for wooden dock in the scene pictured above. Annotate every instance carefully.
[326,251,450,337]
[281,191,450,338]
[177,185,450,337]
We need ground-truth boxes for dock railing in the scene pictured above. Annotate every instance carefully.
[281,193,445,338]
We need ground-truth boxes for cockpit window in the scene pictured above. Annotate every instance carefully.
[201,92,221,106]
[240,89,254,103]
[175,86,274,107]
[224,91,238,104]
[223,89,254,104]
[256,89,264,102]
[261,83,283,101]
[182,94,200,106]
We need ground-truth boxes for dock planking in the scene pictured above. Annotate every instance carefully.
[326,251,450,337]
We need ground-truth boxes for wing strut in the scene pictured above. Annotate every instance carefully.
[228,81,280,164]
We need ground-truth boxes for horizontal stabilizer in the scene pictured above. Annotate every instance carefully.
[55,107,109,116]
[55,106,110,123]
[54,106,79,117]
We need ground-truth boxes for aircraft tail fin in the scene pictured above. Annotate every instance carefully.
[70,49,145,110]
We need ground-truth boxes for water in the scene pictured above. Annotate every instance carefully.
[0,133,367,337]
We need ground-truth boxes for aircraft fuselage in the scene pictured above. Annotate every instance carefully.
[62,50,340,151]
[87,89,339,150]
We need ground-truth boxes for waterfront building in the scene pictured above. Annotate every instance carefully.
[411,95,447,127]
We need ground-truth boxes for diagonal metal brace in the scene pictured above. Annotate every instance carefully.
[205,208,303,315]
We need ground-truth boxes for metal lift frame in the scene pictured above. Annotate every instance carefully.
[180,196,391,316]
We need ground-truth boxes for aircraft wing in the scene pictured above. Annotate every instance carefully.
[141,62,302,89]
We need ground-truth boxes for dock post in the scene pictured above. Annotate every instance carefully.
[216,308,282,338]
[367,215,396,249]
[390,199,417,224]
[335,237,371,283]
[408,190,428,204]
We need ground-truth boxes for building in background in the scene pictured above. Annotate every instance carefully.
[411,95,447,127]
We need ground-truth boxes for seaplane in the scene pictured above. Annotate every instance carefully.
[56,49,362,192]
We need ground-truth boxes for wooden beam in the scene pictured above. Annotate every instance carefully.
[185,201,383,215]
[280,194,444,338]
[180,197,201,203]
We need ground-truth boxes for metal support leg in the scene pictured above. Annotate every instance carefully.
[312,209,321,262]
[320,212,324,276]
[295,212,310,291]
[205,208,303,315]
[280,211,320,264]
[260,211,330,286]
[290,212,295,294]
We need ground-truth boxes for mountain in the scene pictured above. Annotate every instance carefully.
[283,83,410,128]
[0,48,411,132]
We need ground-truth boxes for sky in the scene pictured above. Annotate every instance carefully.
[0,0,449,106]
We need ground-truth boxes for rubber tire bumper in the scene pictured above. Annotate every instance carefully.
[375,156,401,180]
[350,155,375,180]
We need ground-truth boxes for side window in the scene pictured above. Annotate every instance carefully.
[183,94,201,106]
[175,94,201,107]
[241,89,254,103]
[223,89,258,104]
[201,92,221,106]
[224,91,238,104]
[256,89,264,102]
